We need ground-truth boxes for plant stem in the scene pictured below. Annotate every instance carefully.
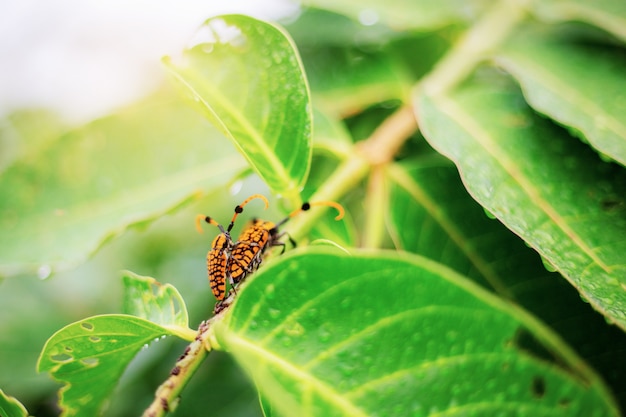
[362,166,388,248]
[288,154,369,241]
[422,0,530,97]
[290,0,532,243]
[142,321,212,417]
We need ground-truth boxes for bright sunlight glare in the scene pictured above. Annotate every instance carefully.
[0,0,298,123]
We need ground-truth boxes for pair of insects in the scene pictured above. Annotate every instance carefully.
[195,194,344,308]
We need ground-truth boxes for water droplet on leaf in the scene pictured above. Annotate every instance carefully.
[37,264,52,280]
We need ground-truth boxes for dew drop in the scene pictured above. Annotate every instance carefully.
[201,43,214,54]
[285,321,305,337]
[483,208,496,219]
[599,296,614,306]
[338,362,355,377]
[340,297,352,309]
[358,9,379,26]
[540,256,557,273]
[281,336,293,347]
[37,264,52,280]
[229,180,243,196]
[318,327,332,343]
[268,308,281,319]
[265,284,276,300]
[362,355,373,366]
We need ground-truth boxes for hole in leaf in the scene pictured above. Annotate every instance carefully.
[531,376,546,398]
[81,322,94,331]
[601,198,623,211]
[51,353,73,363]
[64,346,73,352]
[558,398,572,408]
[80,357,99,367]
[89,336,101,343]
[509,328,560,365]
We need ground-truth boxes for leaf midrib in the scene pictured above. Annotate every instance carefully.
[166,60,297,193]
[226,333,370,417]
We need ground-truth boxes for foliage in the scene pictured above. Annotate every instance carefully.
[1,1,626,416]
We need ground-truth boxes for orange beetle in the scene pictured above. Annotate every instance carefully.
[229,201,345,286]
[195,194,268,300]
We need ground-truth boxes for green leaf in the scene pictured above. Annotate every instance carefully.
[300,0,489,30]
[532,0,626,42]
[387,158,626,407]
[387,157,520,296]
[302,46,409,115]
[418,75,626,330]
[0,87,246,278]
[122,271,193,340]
[214,249,618,417]
[497,30,626,166]
[0,109,67,173]
[0,389,28,417]
[37,315,172,417]
[312,107,353,158]
[163,14,312,201]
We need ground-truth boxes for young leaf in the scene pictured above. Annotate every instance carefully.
[122,271,193,340]
[497,30,626,166]
[0,88,246,278]
[37,315,173,417]
[214,249,619,417]
[418,76,626,330]
[0,389,28,417]
[163,14,312,201]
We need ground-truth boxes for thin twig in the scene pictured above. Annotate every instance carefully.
[142,320,213,417]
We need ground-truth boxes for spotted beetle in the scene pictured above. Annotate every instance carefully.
[229,200,345,286]
[195,194,268,300]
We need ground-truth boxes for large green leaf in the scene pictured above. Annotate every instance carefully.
[163,14,312,201]
[37,315,172,417]
[300,0,489,30]
[387,158,626,407]
[531,0,626,42]
[214,249,618,416]
[497,30,626,166]
[418,75,626,330]
[0,87,245,278]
